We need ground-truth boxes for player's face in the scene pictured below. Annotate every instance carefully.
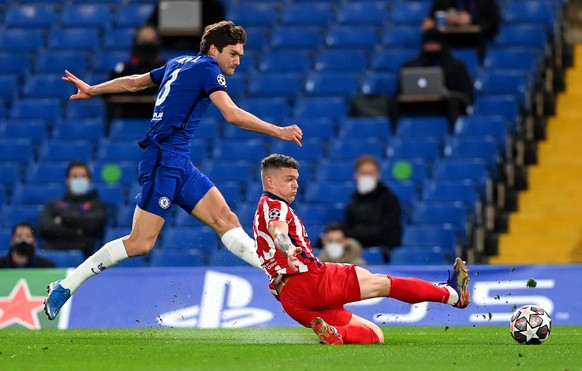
[213,44,244,76]
[270,167,299,203]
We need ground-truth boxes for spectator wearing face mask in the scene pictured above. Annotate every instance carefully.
[344,155,402,261]
[1,222,55,268]
[317,222,366,266]
[107,24,167,120]
[39,161,107,259]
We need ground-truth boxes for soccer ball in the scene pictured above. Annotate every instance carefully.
[509,305,551,345]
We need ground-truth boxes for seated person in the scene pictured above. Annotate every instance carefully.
[108,24,167,120]
[424,0,500,58]
[317,222,366,266]
[39,161,107,259]
[0,222,55,268]
[396,28,473,126]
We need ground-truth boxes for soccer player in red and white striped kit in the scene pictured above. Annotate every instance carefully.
[254,154,471,344]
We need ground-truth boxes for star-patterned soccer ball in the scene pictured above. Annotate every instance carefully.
[509,305,552,344]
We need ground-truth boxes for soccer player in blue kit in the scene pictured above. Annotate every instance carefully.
[44,21,303,320]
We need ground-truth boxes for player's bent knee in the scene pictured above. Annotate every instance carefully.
[123,237,156,257]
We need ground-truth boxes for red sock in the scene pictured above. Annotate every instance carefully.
[387,276,450,304]
[336,325,380,344]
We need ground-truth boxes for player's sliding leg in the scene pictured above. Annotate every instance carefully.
[356,257,470,308]
[191,187,262,269]
[44,207,164,320]
[310,317,344,345]
[311,314,383,345]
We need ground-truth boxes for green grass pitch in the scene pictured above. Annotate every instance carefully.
[1,326,580,370]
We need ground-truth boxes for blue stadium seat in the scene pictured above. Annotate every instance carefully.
[0,139,34,165]
[114,255,150,268]
[0,75,19,101]
[472,95,521,131]
[271,26,324,51]
[493,24,548,54]
[239,97,291,122]
[225,73,248,99]
[39,140,94,163]
[109,119,150,141]
[387,137,442,163]
[362,247,386,265]
[0,205,43,229]
[294,203,343,230]
[382,159,429,186]
[390,1,431,25]
[293,97,348,120]
[247,73,304,100]
[103,28,136,50]
[5,4,56,28]
[221,123,265,140]
[189,140,210,164]
[11,183,64,206]
[37,249,85,268]
[212,139,266,162]
[280,3,334,27]
[0,120,48,145]
[396,116,450,143]
[65,99,106,120]
[0,186,6,206]
[271,138,325,162]
[193,121,220,142]
[328,138,384,161]
[48,28,101,52]
[299,117,336,140]
[150,249,206,267]
[23,74,76,100]
[35,51,88,74]
[361,72,398,96]
[0,52,32,77]
[115,204,136,228]
[91,51,128,74]
[208,248,249,267]
[483,48,543,81]
[314,50,367,73]
[161,226,219,253]
[337,2,389,26]
[60,4,112,28]
[389,246,450,265]
[227,3,278,28]
[432,158,492,200]
[0,163,22,189]
[382,26,423,49]
[204,161,255,183]
[304,182,353,206]
[422,180,481,218]
[371,49,417,73]
[53,118,106,141]
[454,116,511,155]
[411,201,468,240]
[114,3,155,27]
[444,137,500,178]
[385,181,418,218]
[338,117,392,139]
[0,29,45,52]
[325,26,379,50]
[173,210,208,228]
[97,140,143,162]
[93,184,125,214]
[92,161,137,187]
[241,27,270,52]
[304,72,360,98]
[502,0,559,34]
[451,49,481,79]
[402,225,457,253]
[26,162,68,184]
[259,50,312,74]
[314,161,354,183]
[475,70,533,111]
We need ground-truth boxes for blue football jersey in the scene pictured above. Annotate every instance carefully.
[138,52,227,155]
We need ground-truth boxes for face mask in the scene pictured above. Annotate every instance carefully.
[324,242,345,260]
[11,240,35,260]
[69,177,90,195]
[357,176,377,195]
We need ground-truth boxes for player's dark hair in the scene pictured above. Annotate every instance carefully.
[11,222,36,238]
[200,20,247,54]
[354,155,379,171]
[66,161,92,180]
[261,154,300,172]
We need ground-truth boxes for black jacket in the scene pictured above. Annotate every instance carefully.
[0,253,56,268]
[345,182,402,249]
[39,190,107,257]
[430,0,501,40]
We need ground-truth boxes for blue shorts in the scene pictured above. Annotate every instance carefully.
[135,145,214,219]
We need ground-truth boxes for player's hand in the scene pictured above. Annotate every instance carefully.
[62,70,93,100]
[287,246,303,272]
[280,125,303,147]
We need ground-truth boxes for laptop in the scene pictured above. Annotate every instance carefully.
[399,67,450,97]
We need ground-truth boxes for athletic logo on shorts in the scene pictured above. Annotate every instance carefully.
[268,208,281,220]
[217,74,226,87]
[158,196,171,209]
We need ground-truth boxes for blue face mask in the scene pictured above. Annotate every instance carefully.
[69,177,90,195]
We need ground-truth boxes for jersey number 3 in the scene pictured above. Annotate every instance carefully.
[155,68,181,106]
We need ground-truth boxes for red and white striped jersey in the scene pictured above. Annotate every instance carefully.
[253,192,320,283]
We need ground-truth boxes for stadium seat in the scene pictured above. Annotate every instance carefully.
[271,26,324,51]
[115,204,136,228]
[26,162,68,184]
[304,182,353,207]
[471,95,521,132]
[150,249,206,267]
[402,224,457,253]
[314,161,354,183]
[212,139,266,162]
[224,73,248,99]
[91,51,128,74]
[259,50,312,74]
[338,117,392,139]
[35,51,88,74]
[0,120,48,145]
[65,99,106,120]
[0,75,19,101]
[454,116,511,156]
[0,52,32,77]
[37,249,85,268]
[193,121,220,142]
[204,161,255,183]
[93,184,125,214]
[382,26,423,49]
[11,183,64,206]
[23,74,76,100]
[389,246,450,265]
[361,72,399,96]
[222,123,266,140]
[390,1,431,25]
[502,0,559,34]
[493,24,548,55]
[241,27,270,52]
[114,3,155,27]
[227,3,278,28]
[0,163,22,190]
[325,26,379,50]
[109,119,150,141]
[432,158,492,200]
[371,49,417,73]
[381,159,429,186]
[336,2,389,26]
[0,205,43,229]
[103,28,136,50]
[97,140,143,162]
[293,97,348,120]
[189,140,210,164]
[0,139,34,166]
[451,49,481,79]
[395,116,450,143]
[422,180,481,218]
[39,140,94,163]
[60,4,112,28]
[53,118,106,141]
[92,161,137,187]
[114,255,150,268]
[299,118,336,140]
[48,28,101,52]
[411,201,468,240]
[208,248,251,267]
[444,137,500,178]
[328,138,384,161]
[239,97,291,122]
[271,139,325,163]
[280,3,334,27]
[386,137,442,163]
[247,73,304,100]
[294,203,342,229]
[314,50,368,73]
[385,181,418,218]
[0,29,45,53]
[5,4,56,28]
[161,226,219,253]
[304,72,360,98]
[362,247,386,265]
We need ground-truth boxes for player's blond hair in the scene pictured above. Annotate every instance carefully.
[200,20,247,54]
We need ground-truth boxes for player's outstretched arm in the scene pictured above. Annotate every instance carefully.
[62,70,157,101]
[210,90,303,146]
[268,220,302,271]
